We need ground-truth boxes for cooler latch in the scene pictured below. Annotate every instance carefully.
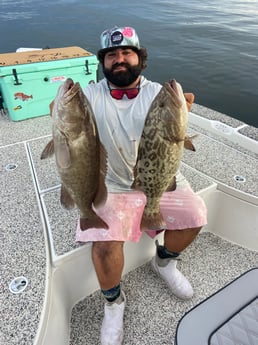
[12,68,22,85]
[85,60,92,75]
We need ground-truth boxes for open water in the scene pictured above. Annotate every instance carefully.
[1,0,258,127]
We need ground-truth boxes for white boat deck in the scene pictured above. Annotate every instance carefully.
[70,233,258,345]
[0,104,257,345]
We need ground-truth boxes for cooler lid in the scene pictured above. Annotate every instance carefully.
[0,46,94,66]
[0,46,98,76]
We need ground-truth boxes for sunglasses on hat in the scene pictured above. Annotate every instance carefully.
[107,82,140,100]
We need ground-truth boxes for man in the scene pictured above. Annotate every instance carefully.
[76,26,207,345]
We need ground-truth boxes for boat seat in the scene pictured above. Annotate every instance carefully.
[175,268,258,345]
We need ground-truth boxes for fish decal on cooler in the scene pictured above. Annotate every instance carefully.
[14,92,33,101]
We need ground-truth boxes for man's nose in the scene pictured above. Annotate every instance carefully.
[114,51,125,63]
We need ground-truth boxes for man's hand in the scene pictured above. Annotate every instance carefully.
[184,93,195,112]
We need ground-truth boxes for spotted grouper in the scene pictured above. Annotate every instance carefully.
[132,79,189,231]
[41,78,108,230]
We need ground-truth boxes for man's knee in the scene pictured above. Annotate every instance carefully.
[92,241,124,260]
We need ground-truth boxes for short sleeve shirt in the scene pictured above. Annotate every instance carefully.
[83,77,162,192]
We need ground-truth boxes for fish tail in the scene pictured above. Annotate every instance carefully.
[80,214,109,231]
[141,212,167,231]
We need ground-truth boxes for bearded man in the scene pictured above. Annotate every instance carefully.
[76,26,207,345]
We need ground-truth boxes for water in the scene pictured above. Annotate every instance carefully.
[1,0,258,127]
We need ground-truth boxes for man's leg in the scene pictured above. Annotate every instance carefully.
[92,241,124,289]
[92,241,125,345]
[151,227,202,299]
[164,227,201,252]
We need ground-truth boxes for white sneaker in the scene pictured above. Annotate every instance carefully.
[151,255,193,300]
[101,290,126,345]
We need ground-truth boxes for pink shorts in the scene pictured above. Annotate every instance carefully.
[76,179,207,243]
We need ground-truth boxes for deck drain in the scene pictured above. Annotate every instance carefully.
[234,175,246,183]
[5,163,18,171]
[9,276,28,294]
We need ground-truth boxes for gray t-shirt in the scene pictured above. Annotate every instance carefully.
[84,77,162,192]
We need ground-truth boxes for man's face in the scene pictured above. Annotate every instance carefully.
[103,48,142,87]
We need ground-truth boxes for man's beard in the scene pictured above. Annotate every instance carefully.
[103,62,142,87]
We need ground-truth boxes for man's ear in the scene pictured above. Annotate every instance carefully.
[184,93,195,111]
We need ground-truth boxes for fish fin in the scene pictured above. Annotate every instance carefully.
[184,138,196,151]
[141,212,167,231]
[184,134,198,151]
[131,167,137,189]
[56,135,71,169]
[80,215,109,231]
[40,139,55,159]
[93,142,108,207]
[60,185,75,210]
[131,178,143,192]
[165,176,177,191]
[131,159,143,191]
[49,100,55,117]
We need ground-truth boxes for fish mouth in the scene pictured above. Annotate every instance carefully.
[164,79,183,107]
[165,79,179,95]
[63,78,80,101]
[65,78,75,91]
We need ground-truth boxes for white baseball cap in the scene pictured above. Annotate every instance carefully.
[99,26,141,53]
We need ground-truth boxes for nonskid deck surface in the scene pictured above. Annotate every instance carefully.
[0,104,257,344]
[69,232,258,345]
